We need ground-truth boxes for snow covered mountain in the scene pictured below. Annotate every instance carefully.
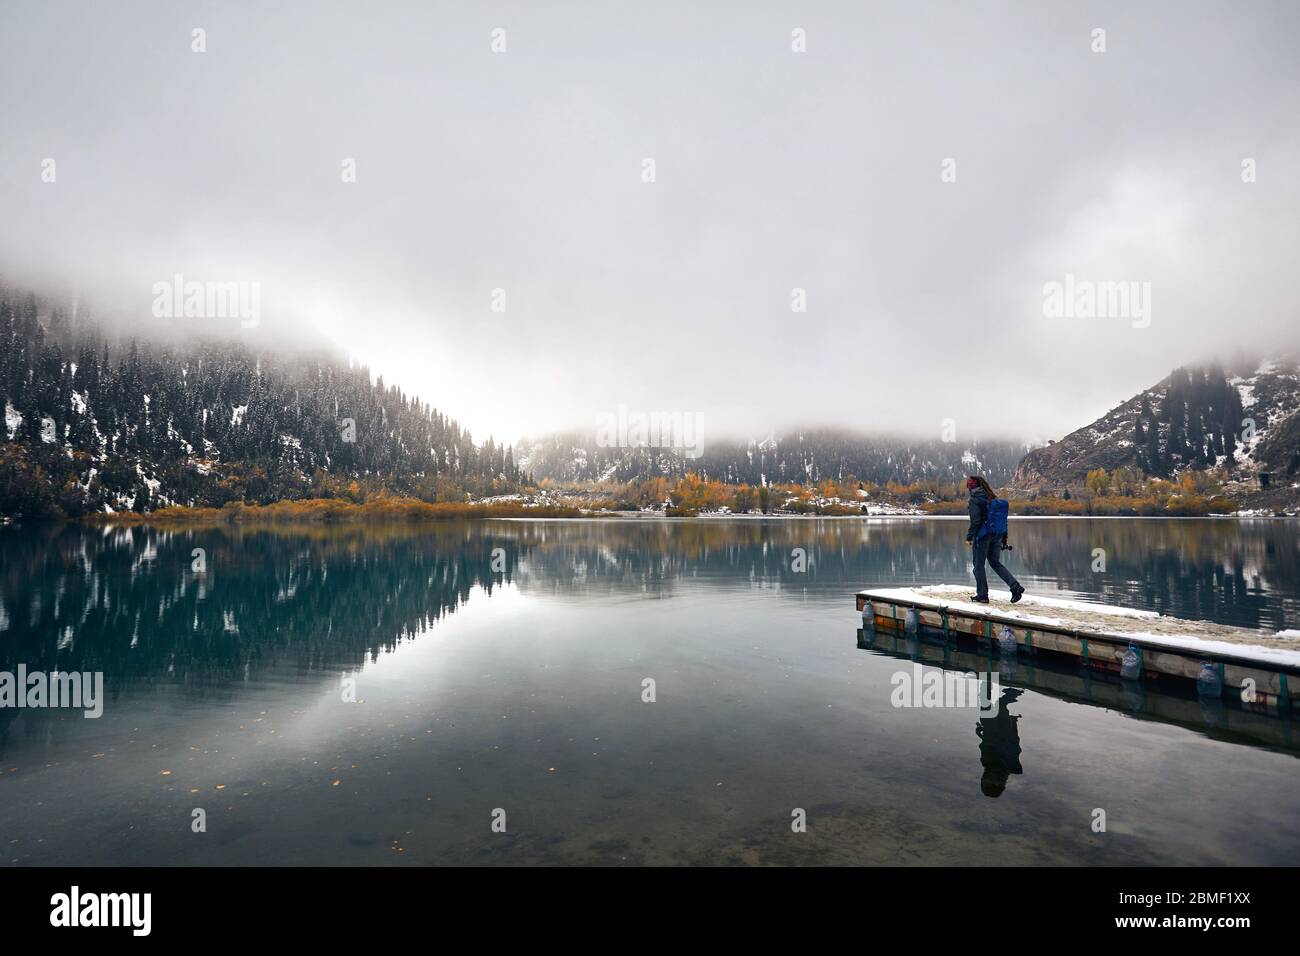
[518,428,1029,487]
[1011,357,1300,493]
[0,291,521,517]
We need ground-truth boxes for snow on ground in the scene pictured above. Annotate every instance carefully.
[4,402,19,439]
[135,464,161,495]
[863,584,1300,666]
[1228,370,1265,464]
[169,421,194,454]
[862,502,921,516]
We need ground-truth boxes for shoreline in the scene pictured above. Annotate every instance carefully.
[2,502,1295,528]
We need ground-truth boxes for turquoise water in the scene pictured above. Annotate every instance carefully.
[0,518,1297,865]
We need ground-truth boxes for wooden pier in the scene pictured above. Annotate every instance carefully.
[856,586,1300,715]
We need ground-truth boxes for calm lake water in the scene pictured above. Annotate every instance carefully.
[1,517,1298,866]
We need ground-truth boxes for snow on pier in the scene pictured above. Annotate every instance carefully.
[857,585,1300,711]
[860,585,1300,669]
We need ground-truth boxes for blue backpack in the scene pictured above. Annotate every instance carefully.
[979,497,1009,539]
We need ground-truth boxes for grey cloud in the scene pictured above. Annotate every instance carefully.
[2,0,1296,445]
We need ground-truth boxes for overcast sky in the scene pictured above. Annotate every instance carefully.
[2,0,1297,447]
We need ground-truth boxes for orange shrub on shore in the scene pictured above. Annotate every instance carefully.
[83,496,587,526]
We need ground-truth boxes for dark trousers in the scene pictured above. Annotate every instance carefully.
[972,535,1020,600]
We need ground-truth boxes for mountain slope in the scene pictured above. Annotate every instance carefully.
[519,428,1028,487]
[1011,357,1300,493]
[0,290,522,517]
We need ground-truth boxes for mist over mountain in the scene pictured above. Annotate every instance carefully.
[519,428,1030,487]
[0,289,522,517]
[8,270,1298,522]
[1012,356,1300,493]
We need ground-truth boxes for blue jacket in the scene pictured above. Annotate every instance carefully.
[966,487,989,542]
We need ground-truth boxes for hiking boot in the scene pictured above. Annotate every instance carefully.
[1010,585,1025,604]
[969,595,990,604]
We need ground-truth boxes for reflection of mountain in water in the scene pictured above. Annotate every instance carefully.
[0,518,1295,743]
[0,524,528,682]
[505,519,972,598]
[1013,518,1299,632]
[0,523,527,754]
[500,519,1299,632]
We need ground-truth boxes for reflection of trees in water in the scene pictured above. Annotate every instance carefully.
[1007,519,1300,632]
[496,519,1299,631]
[0,522,525,753]
[501,519,973,596]
[0,518,1294,720]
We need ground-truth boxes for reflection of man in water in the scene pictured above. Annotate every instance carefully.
[977,687,1023,797]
